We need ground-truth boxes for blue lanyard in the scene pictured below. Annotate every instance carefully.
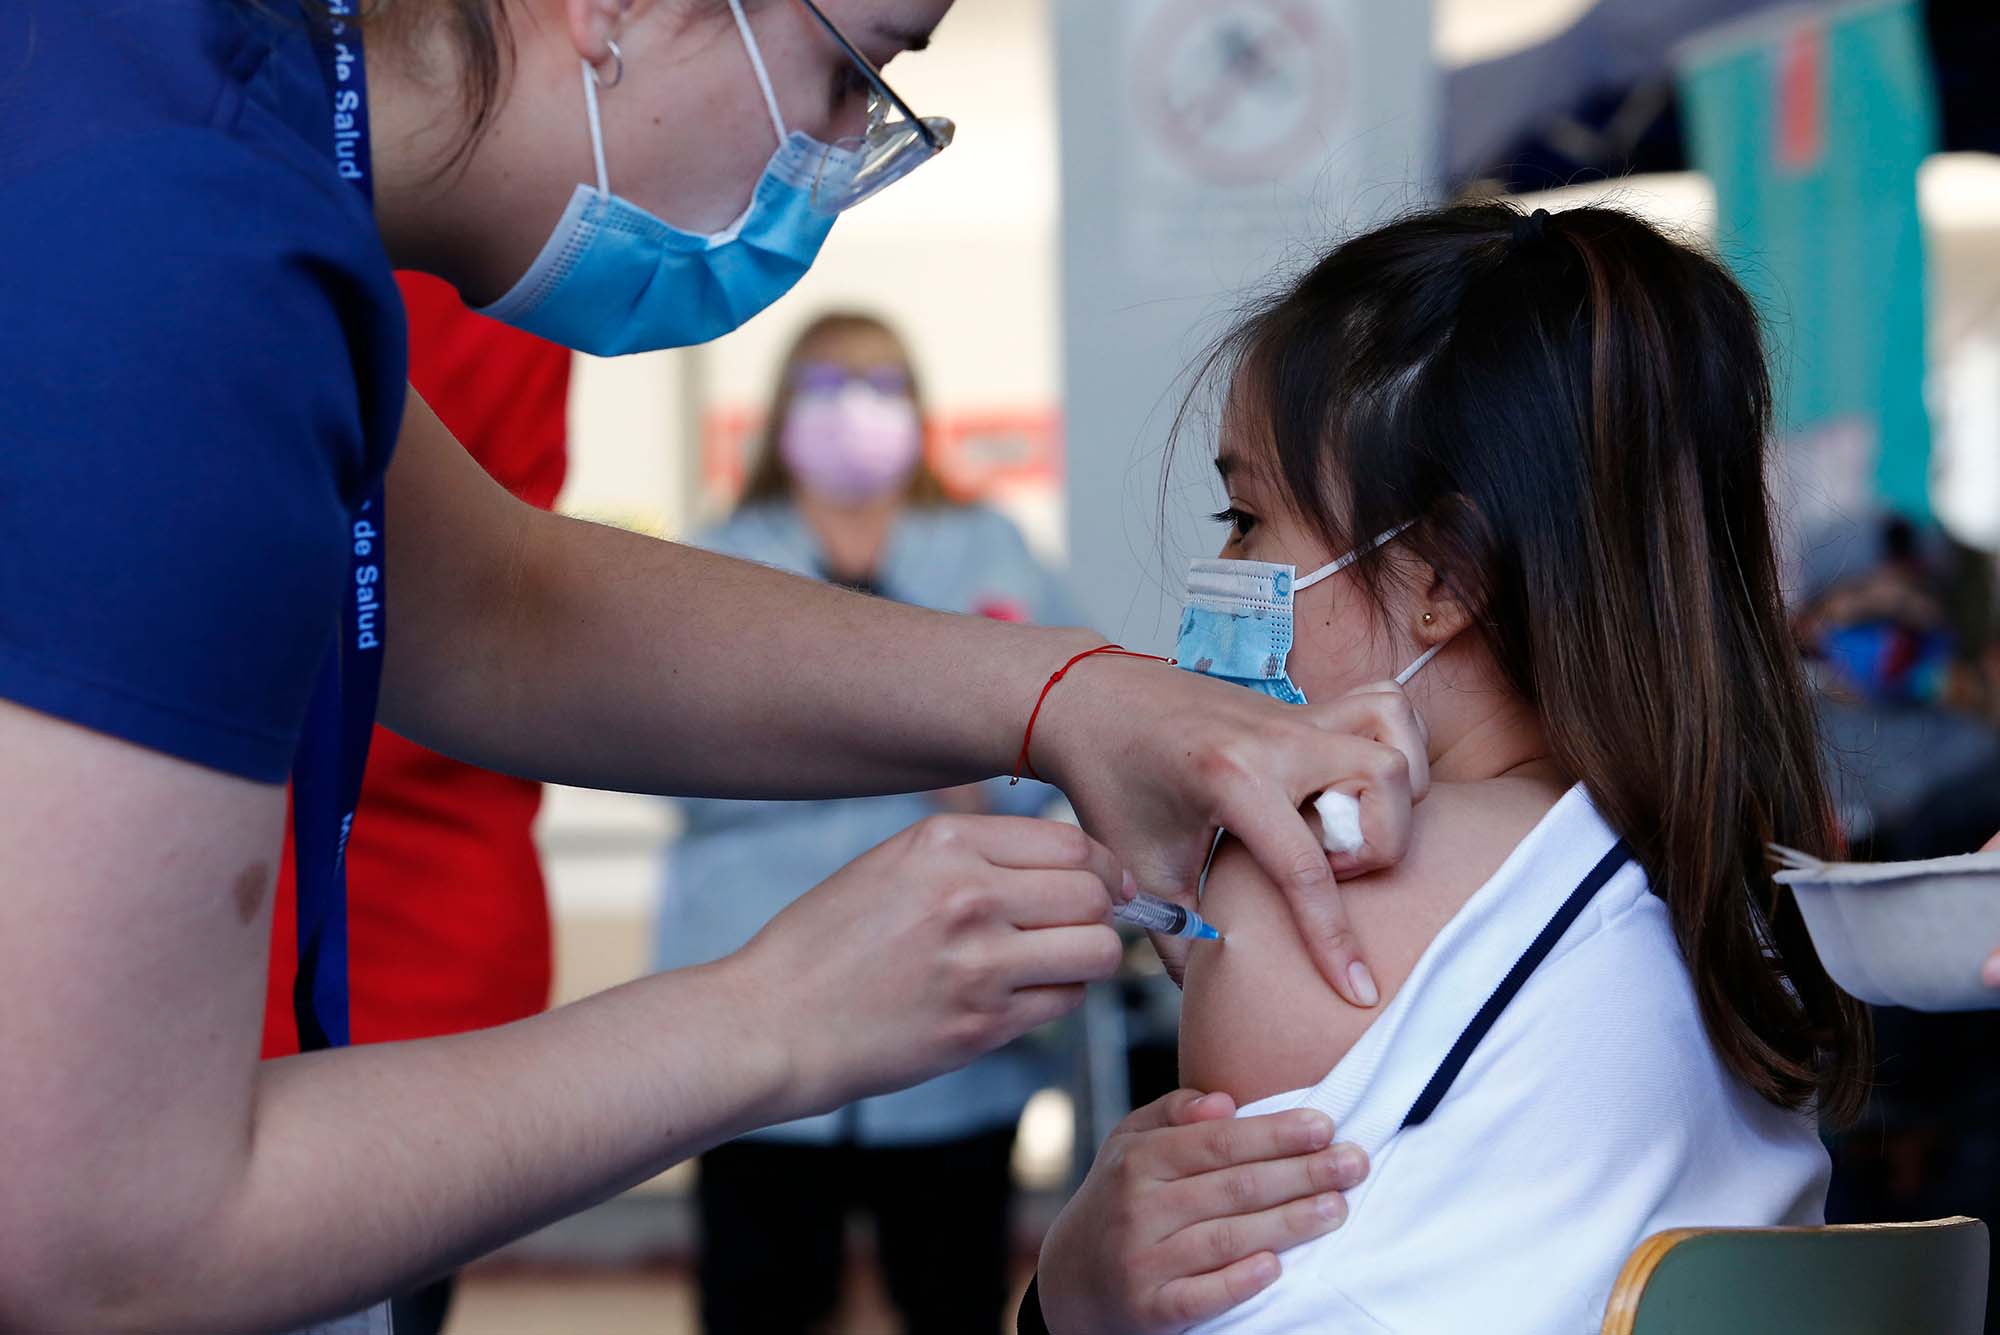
[292,0,383,1052]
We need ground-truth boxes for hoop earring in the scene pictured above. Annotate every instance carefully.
[593,37,625,89]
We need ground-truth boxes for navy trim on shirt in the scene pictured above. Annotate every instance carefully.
[1017,839,1638,1334]
[1401,840,1634,1129]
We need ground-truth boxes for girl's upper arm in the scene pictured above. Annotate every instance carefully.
[0,698,283,1313]
[1176,840,1381,1104]
[1176,785,1550,1105]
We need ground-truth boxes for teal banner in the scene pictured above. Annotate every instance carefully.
[1677,0,1937,523]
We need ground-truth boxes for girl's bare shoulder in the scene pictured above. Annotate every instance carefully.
[1177,777,1568,1105]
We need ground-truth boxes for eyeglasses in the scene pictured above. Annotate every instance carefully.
[793,0,954,213]
[793,361,912,396]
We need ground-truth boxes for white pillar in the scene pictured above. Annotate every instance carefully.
[1056,0,1439,648]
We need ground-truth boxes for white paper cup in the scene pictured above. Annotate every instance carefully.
[1775,850,2000,1011]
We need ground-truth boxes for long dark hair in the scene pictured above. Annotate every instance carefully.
[1193,203,1869,1124]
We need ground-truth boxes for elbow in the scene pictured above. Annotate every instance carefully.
[0,1240,146,1334]
[0,1201,234,1334]
[378,501,551,769]
[0,1255,127,1333]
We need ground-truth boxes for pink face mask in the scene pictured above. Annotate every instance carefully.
[780,377,923,503]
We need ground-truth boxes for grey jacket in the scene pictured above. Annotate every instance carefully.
[658,501,1080,1144]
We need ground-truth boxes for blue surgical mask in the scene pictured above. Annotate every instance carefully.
[477,2,854,355]
[1176,522,1442,704]
[1821,619,1955,705]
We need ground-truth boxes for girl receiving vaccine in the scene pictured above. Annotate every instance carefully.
[1032,204,1871,1334]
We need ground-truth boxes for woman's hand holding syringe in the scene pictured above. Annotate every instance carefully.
[731,813,1131,1120]
[1104,679,1427,990]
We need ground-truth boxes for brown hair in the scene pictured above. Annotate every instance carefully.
[739,310,951,508]
[243,1,745,173]
[366,0,514,173]
[1190,203,1870,1124]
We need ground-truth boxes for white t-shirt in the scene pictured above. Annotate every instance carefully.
[1188,785,1829,1335]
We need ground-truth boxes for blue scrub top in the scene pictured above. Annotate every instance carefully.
[0,0,407,781]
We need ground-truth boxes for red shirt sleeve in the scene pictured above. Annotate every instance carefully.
[397,271,570,508]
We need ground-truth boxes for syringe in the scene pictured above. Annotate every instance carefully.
[1114,891,1223,942]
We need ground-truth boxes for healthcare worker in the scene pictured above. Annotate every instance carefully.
[0,2,1424,1330]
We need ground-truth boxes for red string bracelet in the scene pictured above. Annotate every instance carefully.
[1011,644,1178,785]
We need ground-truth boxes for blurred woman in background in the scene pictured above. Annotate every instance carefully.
[661,311,1076,1335]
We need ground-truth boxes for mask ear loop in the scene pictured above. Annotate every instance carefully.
[580,58,612,197]
[727,0,792,144]
[1294,519,1418,592]
[1395,641,1446,687]
[1293,546,1364,592]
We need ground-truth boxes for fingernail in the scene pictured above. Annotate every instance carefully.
[1121,868,1138,901]
[1193,1092,1238,1118]
[1984,955,2000,988]
[1315,1193,1347,1224]
[1332,1147,1367,1181]
[1347,961,1379,1008]
[1250,1253,1280,1283]
[1300,1112,1333,1149]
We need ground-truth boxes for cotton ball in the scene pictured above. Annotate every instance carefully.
[1314,790,1365,855]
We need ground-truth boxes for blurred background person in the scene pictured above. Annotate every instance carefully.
[1799,513,2000,860]
[261,272,571,1335]
[658,311,1079,1335]
[1795,512,2000,1332]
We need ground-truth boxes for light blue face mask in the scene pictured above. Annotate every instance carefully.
[1176,522,1442,704]
[477,1,856,355]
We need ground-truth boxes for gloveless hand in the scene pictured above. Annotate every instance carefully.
[729,814,1129,1120]
[1037,1089,1369,1334]
[1036,662,1429,1005]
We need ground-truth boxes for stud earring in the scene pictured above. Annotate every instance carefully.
[1421,611,1436,626]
